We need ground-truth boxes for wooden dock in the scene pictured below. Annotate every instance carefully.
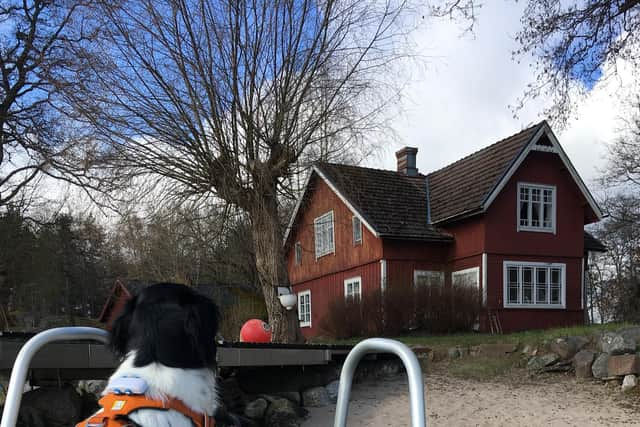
[0,332,352,384]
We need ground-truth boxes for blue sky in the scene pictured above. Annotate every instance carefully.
[369,1,631,193]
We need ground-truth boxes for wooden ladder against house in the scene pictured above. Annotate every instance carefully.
[489,310,503,335]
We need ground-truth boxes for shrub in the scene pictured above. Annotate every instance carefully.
[320,282,481,339]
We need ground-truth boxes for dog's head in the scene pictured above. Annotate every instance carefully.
[109,283,219,369]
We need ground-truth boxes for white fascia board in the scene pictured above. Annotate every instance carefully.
[282,171,314,246]
[482,123,603,220]
[312,166,380,238]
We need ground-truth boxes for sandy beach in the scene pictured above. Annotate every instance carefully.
[304,372,640,426]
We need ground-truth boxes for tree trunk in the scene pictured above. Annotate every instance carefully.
[249,188,304,344]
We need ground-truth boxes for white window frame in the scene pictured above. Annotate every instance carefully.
[517,182,556,234]
[503,261,566,309]
[344,276,362,300]
[298,290,311,327]
[314,211,335,259]
[352,216,362,245]
[294,242,302,266]
[413,270,444,288]
[452,267,480,290]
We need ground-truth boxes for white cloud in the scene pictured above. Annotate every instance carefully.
[367,1,633,193]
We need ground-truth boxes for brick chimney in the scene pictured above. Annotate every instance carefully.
[395,147,418,176]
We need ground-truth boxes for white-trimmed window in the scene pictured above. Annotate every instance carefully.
[518,183,556,233]
[452,267,480,290]
[352,216,362,245]
[314,211,335,258]
[503,261,565,308]
[413,270,444,288]
[294,242,302,266]
[298,290,311,327]
[344,277,362,301]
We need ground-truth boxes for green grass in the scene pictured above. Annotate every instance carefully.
[314,322,632,351]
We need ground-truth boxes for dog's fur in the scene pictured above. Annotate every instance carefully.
[105,283,220,426]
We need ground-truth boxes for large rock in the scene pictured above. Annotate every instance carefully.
[244,398,268,419]
[599,332,636,355]
[550,336,589,360]
[617,326,640,344]
[18,386,83,427]
[527,353,559,371]
[573,350,595,379]
[622,375,638,393]
[325,380,340,404]
[592,353,610,379]
[301,386,330,407]
[476,343,518,357]
[264,397,304,427]
[608,354,640,377]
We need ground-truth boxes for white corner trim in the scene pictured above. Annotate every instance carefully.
[581,256,585,310]
[482,253,488,306]
[380,259,387,291]
[483,124,603,220]
[313,166,380,238]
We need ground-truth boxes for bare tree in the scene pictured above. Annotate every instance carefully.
[513,0,640,124]
[0,0,117,208]
[67,0,420,342]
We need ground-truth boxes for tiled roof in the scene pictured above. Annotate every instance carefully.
[315,163,452,241]
[427,122,543,223]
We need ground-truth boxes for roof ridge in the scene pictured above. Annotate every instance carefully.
[316,161,427,178]
[426,121,545,176]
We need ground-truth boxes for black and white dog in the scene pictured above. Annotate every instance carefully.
[104,283,220,426]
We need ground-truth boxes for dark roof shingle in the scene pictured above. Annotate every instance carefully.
[315,163,452,241]
[427,123,542,223]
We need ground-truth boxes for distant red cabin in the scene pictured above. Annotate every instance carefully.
[284,121,605,338]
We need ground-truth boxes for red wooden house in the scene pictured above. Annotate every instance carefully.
[284,121,606,337]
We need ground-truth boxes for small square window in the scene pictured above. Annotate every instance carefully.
[518,183,555,233]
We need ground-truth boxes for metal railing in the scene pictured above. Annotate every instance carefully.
[334,338,426,427]
[0,327,109,427]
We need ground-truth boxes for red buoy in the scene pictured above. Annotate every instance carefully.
[239,319,272,343]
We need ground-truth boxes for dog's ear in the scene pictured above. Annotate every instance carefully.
[108,295,137,358]
[184,297,220,366]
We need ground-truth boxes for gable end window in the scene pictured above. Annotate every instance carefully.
[298,290,311,327]
[314,211,335,258]
[344,276,362,301]
[517,183,556,233]
[352,216,362,245]
[503,261,565,308]
[294,242,302,266]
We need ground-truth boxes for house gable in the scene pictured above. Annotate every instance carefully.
[482,122,603,222]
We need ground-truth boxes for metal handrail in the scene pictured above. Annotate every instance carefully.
[334,338,426,427]
[0,327,109,427]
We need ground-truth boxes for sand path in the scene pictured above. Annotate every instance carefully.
[303,372,640,426]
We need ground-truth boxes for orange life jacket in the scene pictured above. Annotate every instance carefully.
[76,393,214,427]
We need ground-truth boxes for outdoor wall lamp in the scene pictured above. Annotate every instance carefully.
[277,286,297,310]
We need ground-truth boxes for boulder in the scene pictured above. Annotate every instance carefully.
[527,353,559,371]
[301,386,330,407]
[592,353,610,379]
[617,326,640,344]
[622,375,638,393]
[77,380,107,398]
[599,332,636,355]
[325,380,340,404]
[608,354,640,377]
[244,398,268,419]
[573,350,595,379]
[264,397,304,427]
[18,386,83,427]
[476,343,518,357]
[273,392,301,406]
[550,336,589,360]
[521,344,538,357]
